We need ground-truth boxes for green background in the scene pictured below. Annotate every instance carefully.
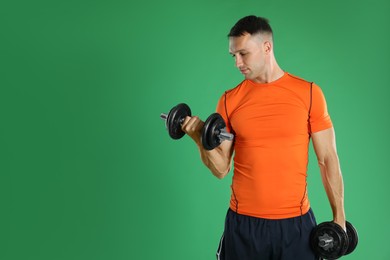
[1,0,389,259]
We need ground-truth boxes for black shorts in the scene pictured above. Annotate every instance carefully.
[216,208,318,260]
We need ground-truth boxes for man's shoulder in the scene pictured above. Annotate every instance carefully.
[285,72,312,85]
[224,80,247,95]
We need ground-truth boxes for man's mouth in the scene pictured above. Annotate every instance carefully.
[240,68,249,74]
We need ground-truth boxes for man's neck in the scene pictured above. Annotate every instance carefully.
[253,66,284,84]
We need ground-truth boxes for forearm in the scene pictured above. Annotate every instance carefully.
[189,134,232,179]
[181,115,233,179]
[312,128,346,229]
[318,153,346,226]
[198,145,232,179]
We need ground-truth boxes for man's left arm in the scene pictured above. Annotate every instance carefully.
[312,127,346,231]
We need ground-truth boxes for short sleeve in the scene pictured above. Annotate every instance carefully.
[310,83,333,133]
[216,92,232,133]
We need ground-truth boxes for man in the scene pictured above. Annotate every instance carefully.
[182,15,345,260]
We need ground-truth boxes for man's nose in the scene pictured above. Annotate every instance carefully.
[235,55,243,68]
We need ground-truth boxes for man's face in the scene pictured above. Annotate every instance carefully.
[229,33,269,82]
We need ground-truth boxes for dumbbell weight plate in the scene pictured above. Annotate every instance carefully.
[345,221,358,255]
[202,113,226,150]
[166,103,191,139]
[310,221,349,260]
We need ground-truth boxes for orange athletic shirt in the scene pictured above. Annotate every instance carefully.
[216,72,333,219]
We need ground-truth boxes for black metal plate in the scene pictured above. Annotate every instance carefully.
[310,221,349,260]
[345,221,358,255]
[201,113,226,150]
[166,103,191,139]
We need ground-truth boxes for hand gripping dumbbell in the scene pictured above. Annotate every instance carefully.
[161,105,234,150]
[202,113,234,150]
[310,221,359,259]
[160,103,191,140]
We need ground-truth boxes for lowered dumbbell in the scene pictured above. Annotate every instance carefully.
[202,113,234,150]
[160,103,191,139]
[310,221,359,260]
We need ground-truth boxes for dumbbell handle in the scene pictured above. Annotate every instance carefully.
[160,113,167,120]
[160,113,185,124]
[219,128,234,141]
[319,237,333,247]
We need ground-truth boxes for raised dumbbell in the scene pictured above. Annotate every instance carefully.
[160,103,191,140]
[202,113,234,150]
[161,105,234,149]
[310,221,359,260]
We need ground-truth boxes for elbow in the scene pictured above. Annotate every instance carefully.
[321,154,340,169]
[215,172,227,180]
[317,159,326,170]
[214,172,228,180]
[213,166,230,179]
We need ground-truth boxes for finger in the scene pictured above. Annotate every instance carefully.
[182,116,201,133]
[181,116,192,129]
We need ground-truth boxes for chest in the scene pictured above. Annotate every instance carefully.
[230,86,310,141]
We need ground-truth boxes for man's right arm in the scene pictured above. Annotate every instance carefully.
[182,116,234,179]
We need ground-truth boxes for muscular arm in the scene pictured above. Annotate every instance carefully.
[182,116,234,179]
[199,140,234,179]
[312,127,346,230]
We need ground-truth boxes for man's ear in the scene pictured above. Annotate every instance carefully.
[263,41,272,54]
